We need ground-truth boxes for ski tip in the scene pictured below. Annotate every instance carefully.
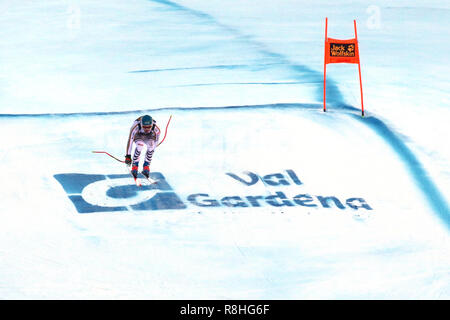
[132,176,142,187]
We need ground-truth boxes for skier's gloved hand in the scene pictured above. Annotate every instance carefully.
[125,155,132,165]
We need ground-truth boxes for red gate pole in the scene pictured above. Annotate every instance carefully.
[324,17,328,112]
[354,20,364,117]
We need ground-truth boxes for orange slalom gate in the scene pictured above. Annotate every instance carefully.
[324,18,364,116]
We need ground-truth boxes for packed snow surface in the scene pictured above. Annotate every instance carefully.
[0,0,448,299]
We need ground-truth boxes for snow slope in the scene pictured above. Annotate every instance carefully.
[0,0,448,299]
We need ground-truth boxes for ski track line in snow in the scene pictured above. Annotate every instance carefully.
[147,0,344,105]
[1,103,449,229]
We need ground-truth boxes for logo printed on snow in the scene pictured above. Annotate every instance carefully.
[55,169,372,214]
[190,170,372,210]
[54,173,186,213]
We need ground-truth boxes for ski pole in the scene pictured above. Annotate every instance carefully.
[157,115,172,147]
[91,151,125,163]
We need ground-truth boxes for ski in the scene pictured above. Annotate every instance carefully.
[126,165,142,187]
[131,171,157,186]
[132,174,156,186]
[131,172,142,187]
[141,173,157,185]
[126,165,156,186]
[134,177,142,187]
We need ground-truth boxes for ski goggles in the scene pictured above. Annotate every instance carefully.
[142,125,153,131]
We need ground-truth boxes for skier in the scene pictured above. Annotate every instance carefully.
[125,115,160,179]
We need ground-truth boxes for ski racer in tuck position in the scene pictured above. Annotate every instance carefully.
[124,115,160,179]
